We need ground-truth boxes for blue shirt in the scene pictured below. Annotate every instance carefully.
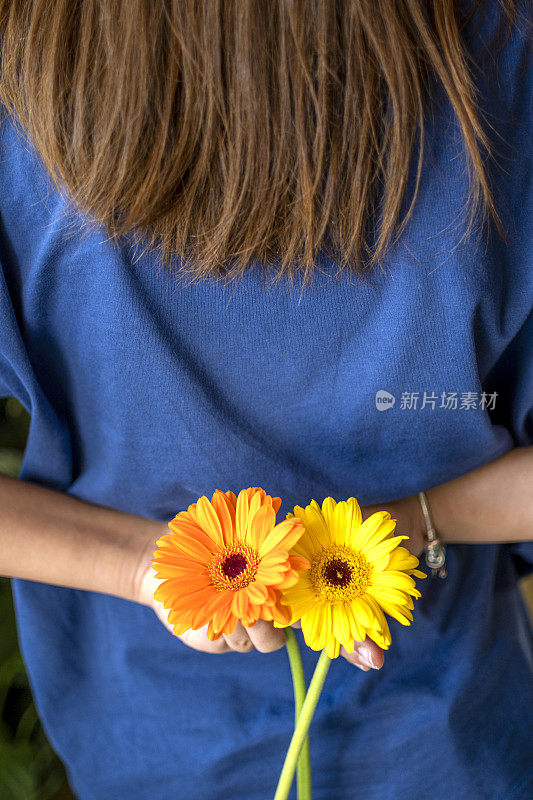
[1,5,532,799]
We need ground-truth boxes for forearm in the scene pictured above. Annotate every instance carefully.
[426,446,533,544]
[0,472,162,602]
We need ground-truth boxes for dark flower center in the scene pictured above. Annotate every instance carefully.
[323,558,353,588]
[222,553,248,578]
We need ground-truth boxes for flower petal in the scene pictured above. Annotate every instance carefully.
[272,496,282,514]
[271,602,292,626]
[236,489,250,541]
[371,569,418,591]
[364,595,392,639]
[289,540,315,561]
[212,601,235,634]
[246,491,264,537]
[211,490,236,546]
[167,586,217,619]
[365,535,410,564]
[376,598,414,625]
[367,584,415,606]
[350,596,374,628]
[332,500,352,546]
[224,490,238,510]
[206,620,221,641]
[258,551,290,570]
[325,636,341,659]
[273,569,298,590]
[151,563,210,580]
[167,519,219,555]
[302,603,326,650]
[202,590,232,621]
[352,511,392,551]
[280,575,314,606]
[289,555,311,571]
[344,602,367,643]
[246,582,269,604]
[233,588,250,618]
[196,496,225,549]
[172,534,216,564]
[386,546,420,571]
[332,602,351,646]
[347,497,363,531]
[259,519,305,558]
[255,552,291,585]
[367,626,391,650]
[320,497,337,535]
[294,503,330,550]
[249,503,277,550]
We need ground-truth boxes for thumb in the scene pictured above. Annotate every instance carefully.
[341,636,385,670]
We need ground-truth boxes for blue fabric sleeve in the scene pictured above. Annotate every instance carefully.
[468,5,533,578]
[497,311,533,577]
[0,251,33,409]
[484,307,533,577]
[510,313,533,577]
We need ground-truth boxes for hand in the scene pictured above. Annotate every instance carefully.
[134,494,425,669]
[136,561,387,670]
[136,560,288,653]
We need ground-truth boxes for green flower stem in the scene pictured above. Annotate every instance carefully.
[284,628,311,800]
[274,649,332,800]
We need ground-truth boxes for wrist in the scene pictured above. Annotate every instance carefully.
[362,495,426,557]
[424,486,448,542]
[124,520,165,605]
[401,494,426,558]
[417,489,448,578]
[410,493,427,557]
[0,473,168,601]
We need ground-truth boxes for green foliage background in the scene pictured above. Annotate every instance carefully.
[0,399,74,800]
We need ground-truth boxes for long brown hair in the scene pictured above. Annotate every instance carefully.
[0,0,525,286]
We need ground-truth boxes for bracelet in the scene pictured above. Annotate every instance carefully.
[417,491,447,579]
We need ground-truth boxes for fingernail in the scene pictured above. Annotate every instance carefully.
[359,648,377,669]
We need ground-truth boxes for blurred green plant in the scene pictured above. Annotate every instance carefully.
[0,398,74,800]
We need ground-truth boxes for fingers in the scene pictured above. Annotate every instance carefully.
[340,636,385,671]
[244,619,287,653]
[179,620,287,655]
[174,617,385,670]
[179,625,232,654]
[222,621,254,653]
[224,619,288,653]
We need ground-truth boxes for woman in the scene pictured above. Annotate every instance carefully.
[0,1,531,798]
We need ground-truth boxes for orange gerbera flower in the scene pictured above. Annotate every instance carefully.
[151,488,309,641]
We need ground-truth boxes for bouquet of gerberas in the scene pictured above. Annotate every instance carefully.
[151,487,426,800]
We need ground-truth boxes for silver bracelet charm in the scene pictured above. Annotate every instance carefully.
[417,491,447,579]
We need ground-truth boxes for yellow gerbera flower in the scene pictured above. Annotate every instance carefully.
[151,488,309,641]
[276,497,426,658]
